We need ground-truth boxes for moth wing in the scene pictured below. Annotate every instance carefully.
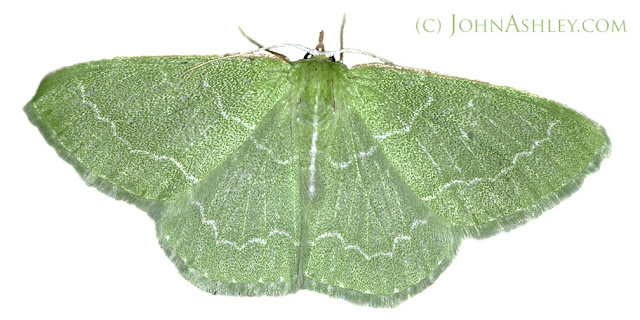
[25,56,291,208]
[158,97,302,295]
[303,105,459,306]
[349,64,610,237]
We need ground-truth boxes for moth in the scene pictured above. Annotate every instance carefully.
[24,23,609,307]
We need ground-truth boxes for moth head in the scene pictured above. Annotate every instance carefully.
[303,52,337,63]
[302,30,336,62]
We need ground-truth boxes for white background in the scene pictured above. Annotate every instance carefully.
[1,0,638,319]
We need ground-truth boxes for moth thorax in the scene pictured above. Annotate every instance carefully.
[291,58,348,124]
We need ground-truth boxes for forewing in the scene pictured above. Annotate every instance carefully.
[158,99,301,295]
[303,108,459,306]
[25,56,290,203]
[349,65,610,237]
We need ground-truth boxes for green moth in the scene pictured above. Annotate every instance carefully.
[24,27,609,307]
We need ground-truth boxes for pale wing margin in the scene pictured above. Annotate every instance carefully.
[25,55,291,215]
[348,64,610,238]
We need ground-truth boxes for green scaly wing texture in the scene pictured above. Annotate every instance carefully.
[349,64,610,237]
[302,107,459,305]
[158,96,301,295]
[25,56,291,207]
[25,54,610,307]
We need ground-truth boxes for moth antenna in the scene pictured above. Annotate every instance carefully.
[180,49,263,78]
[340,13,346,62]
[180,43,393,78]
[180,29,293,78]
[335,48,394,65]
[238,26,289,61]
